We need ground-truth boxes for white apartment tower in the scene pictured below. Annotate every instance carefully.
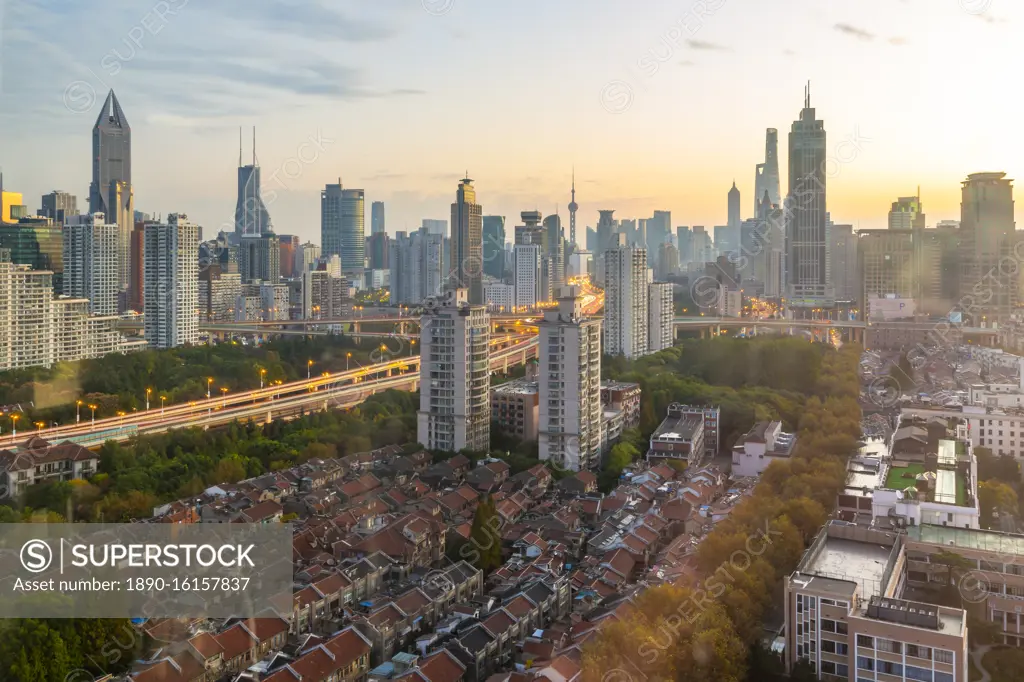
[538,287,603,472]
[648,282,674,353]
[62,212,120,316]
[513,242,542,311]
[144,214,199,349]
[604,237,649,358]
[417,288,490,452]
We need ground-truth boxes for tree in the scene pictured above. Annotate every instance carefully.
[607,442,640,475]
[465,495,503,574]
[979,480,1019,529]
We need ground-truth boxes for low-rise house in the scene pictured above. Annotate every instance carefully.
[263,626,373,682]
[0,437,100,499]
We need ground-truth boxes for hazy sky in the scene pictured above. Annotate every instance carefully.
[1,0,1021,244]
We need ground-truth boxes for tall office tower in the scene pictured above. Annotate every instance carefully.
[619,219,638,246]
[88,91,134,293]
[234,129,272,242]
[648,210,671,253]
[513,241,542,310]
[144,214,198,349]
[239,232,280,284]
[754,128,782,216]
[0,216,65,291]
[727,182,741,252]
[278,235,299,279]
[450,176,484,304]
[371,201,386,235]
[959,172,1016,323]
[62,213,120,316]
[586,226,596,252]
[422,219,447,238]
[595,210,617,284]
[128,222,145,312]
[543,214,562,256]
[827,222,859,302]
[858,229,916,313]
[648,282,674,353]
[368,232,389,272]
[389,228,444,305]
[786,84,832,308]
[548,235,565,295]
[568,171,579,251]
[294,242,321,275]
[482,215,506,280]
[604,236,649,358]
[40,191,78,222]
[916,223,961,314]
[538,287,603,472]
[198,265,242,322]
[301,270,351,320]
[739,192,785,297]
[657,242,680,280]
[417,288,490,452]
[677,226,693,265]
[692,226,713,265]
[889,191,926,231]
[321,180,365,278]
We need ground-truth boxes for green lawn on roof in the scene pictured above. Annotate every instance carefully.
[886,463,925,489]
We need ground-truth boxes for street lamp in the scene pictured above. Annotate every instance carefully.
[35,421,44,433]
[307,359,313,379]
[76,400,82,424]
[10,414,18,439]
[259,367,266,389]
[88,404,97,425]
[207,377,214,400]
[346,352,352,371]
[220,386,229,407]
[116,411,125,428]
[146,388,152,411]
[160,396,167,414]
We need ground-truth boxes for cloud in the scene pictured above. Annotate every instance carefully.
[686,39,729,51]
[833,23,875,41]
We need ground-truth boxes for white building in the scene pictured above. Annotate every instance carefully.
[144,214,199,349]
[604,238,649,358]
[417,289,490,452]
[485,281,515,312]
[538,287,603,472]
[717,286,742,317]
[302,270,350,320]
[62,213,120,316]
[513,243,542,311]
[260,283,290,321]
[294,242,321,275]
[389,228,444,306]
[648,282,674,352]
[731,421,797,477]
[569,250,592,279]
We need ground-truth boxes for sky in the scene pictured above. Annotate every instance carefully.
[0,0,1021,245]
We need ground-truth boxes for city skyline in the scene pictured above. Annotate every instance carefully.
[2,1,1021,243]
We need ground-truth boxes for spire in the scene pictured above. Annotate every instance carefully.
[95,90,129,129]
[252,127,257,166]
[239,127,243,167]
[805,80,811,108]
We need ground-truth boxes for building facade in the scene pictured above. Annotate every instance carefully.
[648,282,674,353]
[144,214,199,349]
[62,213,120,316]
[389,228,444,306]
[88,90,134,293]
[321,180,365,278]
[603,238,649,358]
[450,178,484,305]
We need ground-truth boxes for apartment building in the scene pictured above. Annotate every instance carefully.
[62,212,120,315]
[491,379,539,441]
[648,281,674,352]
[144,214,199,349]
[731,420,797,477]
[647,404,721,463]
[417,289,490,452]
[537,287,603,472]
[604,237,649,358]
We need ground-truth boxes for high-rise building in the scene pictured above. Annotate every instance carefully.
[128,222,145,312]
[368,232,389,272]
[198,265,242,323]
[827,222,859,302]
[543,214,562,256]
[858,229,916,310]
[389,228,444,306]
[422,219,447,238]
[294,242,321,276]
[648,210,671,254]
[786,84,832,308]
[677,227,693,266]
[302,270,350,321]
[88,91,134,293]
[538,287,603,472]
[144,214,199,349]
[259,282,290,321]
[754,128,782,215]
[482,215,506,281]
[656,242,680,280]
[727,182,741,253]
[648,282,674,353]
[417,289,490,452]
[371,201,386,235]
[450,177,484,304]
[568,171,579,252]
[62,213,120,316]
[0,175,23,223]
[889,191,926,231]
[40,191,78,222]
[604,236,649,358]
[959,172,1016,324]
[595,210,618,285]
[234,129,272,241]
[692,226,713,266]
[278,235,299,279]
[321,180,365,278]
[0,217,65,292]
[239,232,280,284]
[916,223,961,315]
[513,242,542,310]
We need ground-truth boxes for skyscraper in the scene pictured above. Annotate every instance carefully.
[294,242,321,275]
[390,228,444,305]
[450,176,484,304]
[368,232,389,272]
[604,236,649,358]
[754,128,781,216]
[62,213,120,316]
[482,215,506,280]
[422,219,447,238]
[648,282,674,353]
[144,214,199,349]
[543,214,564,294]
[88,91,133,294]
[128,222,145,312]
[417,288,490,452]
[959,172,1016,323]
[648,211,671,253]
[786,84,832,308]
[727,181,741,251]
[40,191,78,223]
[513,241,542,310]
[538,288,603,472]
[595,210,617,285]
[568,171,579,252]
[239,232,280,284]
[888,191,926,230]
[371,201,386,235]
[234,129,273,243]
[278,235,299,279]
[321,180,365,278]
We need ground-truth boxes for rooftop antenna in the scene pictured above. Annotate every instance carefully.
[239,127,242,167]
[805,80,811,108]
[252,127,257,166]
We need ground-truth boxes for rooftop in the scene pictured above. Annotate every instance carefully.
[803,537,893,603]
[492,379,538,397]
[652,413,703,441]
[907,524,1024,557]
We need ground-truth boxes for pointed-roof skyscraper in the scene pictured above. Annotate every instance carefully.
[89,90,134,293]
[234,127,273,242]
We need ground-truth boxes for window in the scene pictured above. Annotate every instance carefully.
[838,622,849,635]
[837,643,849,655]
[876,639,902,654]
[907,644,931,660]
[878,661,903,676]
[821,619,836,633]
[934,649,953,665]
[807,596,816,610]
[797,624,803,636]
[857,656,874,671]
[836,664,849,677]
[822,661,836,675]
[935,674,954,682]
[906,665,933,682]
[857,635,874,648]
